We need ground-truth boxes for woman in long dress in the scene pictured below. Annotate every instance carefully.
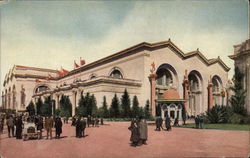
[128,120,140,147]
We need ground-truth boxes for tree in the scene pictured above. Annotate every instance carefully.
[144,100,151,119]
[110,94,120,118]
[101,96,109,118]
[131,95,139,118]
[41,96,52,116]
[77,94,87,117]
[85,93,92,116]
[36,98,43,115]
[59,95,72,117]
[77,93,97,117]
[91,94,98,117]
[138,107,144,118]
[121,89,131,117]
[230,67,247,116]
[26,101,35,116]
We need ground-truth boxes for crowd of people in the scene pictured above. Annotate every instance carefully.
[0,112,204,148]
[0,113,105,140]
[155,115,180,131]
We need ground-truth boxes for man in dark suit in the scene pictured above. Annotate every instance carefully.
[76,117,82,138]
[15,116,23,139]
[82,118,86,137]
[6,116,15,138]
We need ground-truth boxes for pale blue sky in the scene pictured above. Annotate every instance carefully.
[0,0,248,92]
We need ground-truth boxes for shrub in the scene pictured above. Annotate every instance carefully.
[229,113,245,124]
[206,105,229,123]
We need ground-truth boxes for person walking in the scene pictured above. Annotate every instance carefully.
[165,116,172,131]
[15,116,23,139]
[92,117,95,127]
[138,116,148,145]
[76,117,82,138]
[155,117,163,131]
[87,115,91,127]
[95,118,99,127]
[174,118,180,127]
[128,120,140,147]
[81,118,86,137]
[6,116,15,138]
[100,118,104,125]
[45,116,54,140]
[36,117,43,139]
[199,115,204,129]
[55,117,63,139]
[195,115,200,129]
[71,117,76,126]
[0,116,4,134]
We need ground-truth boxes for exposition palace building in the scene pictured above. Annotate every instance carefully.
[1,40,231,117]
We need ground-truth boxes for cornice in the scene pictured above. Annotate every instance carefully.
[229,50,250,60]
[32,76,141,97]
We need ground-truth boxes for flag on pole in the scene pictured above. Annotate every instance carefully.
[80,57,85,66]
[74,60,79,69]
[61,66,69,75]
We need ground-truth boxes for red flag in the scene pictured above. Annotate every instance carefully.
[61,66,69,75]
[74,60,79,69]
[80,57,85,66]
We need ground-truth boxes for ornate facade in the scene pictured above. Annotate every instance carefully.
[229,39,250,114]
[2,40,231,116]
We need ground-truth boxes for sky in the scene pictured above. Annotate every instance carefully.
[0,0,248,94]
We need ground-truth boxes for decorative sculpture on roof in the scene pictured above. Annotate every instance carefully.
[150,62,156,74]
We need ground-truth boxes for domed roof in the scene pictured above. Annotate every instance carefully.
[162,88,180,100]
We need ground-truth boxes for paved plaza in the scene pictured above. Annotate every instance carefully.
[0,122,249,158]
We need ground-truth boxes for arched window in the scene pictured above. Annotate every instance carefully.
[35,85,50,93]
[156,68,173,86]
[212,76,222,93]
[89,74,97,80]
[110,70,123,79]
[188,73,199,91]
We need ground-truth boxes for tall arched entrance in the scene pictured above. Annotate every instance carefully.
[212,75,224,106]
[156,63,179,99]
[188,70,203,116]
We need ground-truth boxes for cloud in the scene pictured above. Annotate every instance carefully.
[0,0,248,94]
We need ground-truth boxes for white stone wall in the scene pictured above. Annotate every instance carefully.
[147,47,228,114]
[2,43,229,116]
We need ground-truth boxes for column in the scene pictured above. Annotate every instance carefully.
[1,95,4,109]
[174,107,177,119]
[167,106,170,117]
[68,94,75,117]
[55,94,59,109]
[163,74,166,86]
[161,109,164,119]
[148,73,157,117]
[33,97,37,115]
[179,108,182,121]
[8,93,11,109]
[182,70,189,114]
[207,80,213,110]
[71,90,77,116]
[76,88,82,107]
